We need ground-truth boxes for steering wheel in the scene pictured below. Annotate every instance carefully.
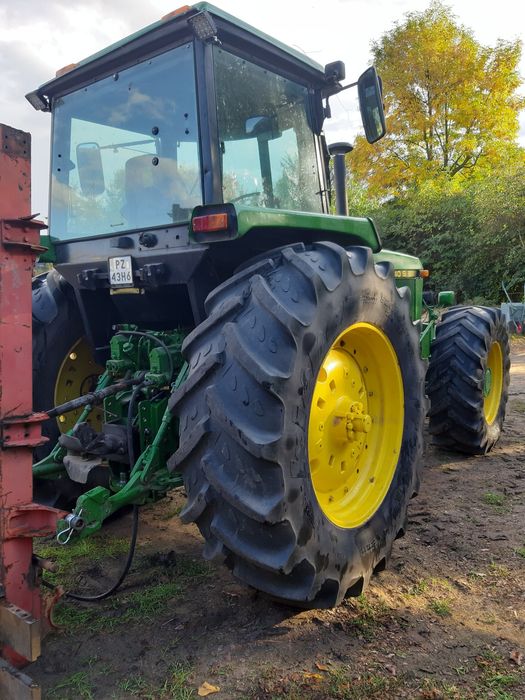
[230,191,263,204]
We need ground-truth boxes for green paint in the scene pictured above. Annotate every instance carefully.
[438,290,456,307]
[38,234,57,263]
[373,248,423,271]
[413,277,423,324]
[419,321,434,360]
[232,205,381,252]
[483,368,493,397]
[373,249,424,322]
[50,330,187,541]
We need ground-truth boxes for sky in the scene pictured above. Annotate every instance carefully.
[1,0,524,218]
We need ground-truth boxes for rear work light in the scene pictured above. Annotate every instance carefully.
[192,213,229,233]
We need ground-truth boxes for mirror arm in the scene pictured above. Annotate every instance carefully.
[322,80,358,100]
[337,80,358,93]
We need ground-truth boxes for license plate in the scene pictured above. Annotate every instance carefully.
[108,256,133,287]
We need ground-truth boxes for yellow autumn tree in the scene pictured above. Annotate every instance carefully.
[350,1,524,197]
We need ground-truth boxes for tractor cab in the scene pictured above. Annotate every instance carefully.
[27,3,384,243]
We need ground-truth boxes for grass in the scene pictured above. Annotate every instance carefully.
[515,546,525,558]
[117,676,149,695]
[251,666,401,700]
[52,554,211,633]
[55,580,181,631]
[405,577,455,621]
[46,657,109,699]
[406,576,452,596]
[468,570,487,581]
[474,650,523,699]
[346,594,390,640]
[482,492,506,508]
[479,612,498,625]
[159,503,184,520]
[419,666,523,700]
[36,534,130,586]
[406,578,429,595]
[489,562,510,578]
[428,598,452,617]
[117,663,194,700]
[47,670,95,699]
[37,534,130,565]
[328,669,400,699]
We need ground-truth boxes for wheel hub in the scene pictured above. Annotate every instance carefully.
[54,337,103,433]
[308,322,404,529]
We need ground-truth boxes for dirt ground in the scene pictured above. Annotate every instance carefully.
[30,340,525,700]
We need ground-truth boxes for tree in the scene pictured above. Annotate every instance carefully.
[468,165,525,300]
[350,2,524,196]
[371,180,476,299]
[370,166,525,304]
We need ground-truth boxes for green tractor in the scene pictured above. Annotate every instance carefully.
[28,3,510,608]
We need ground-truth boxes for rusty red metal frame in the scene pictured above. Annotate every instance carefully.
[0,124,64,699]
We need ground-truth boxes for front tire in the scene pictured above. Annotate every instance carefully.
[427,306,510,454]
[169,243,426,608]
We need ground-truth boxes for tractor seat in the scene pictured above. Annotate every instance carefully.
[123,154,196,227]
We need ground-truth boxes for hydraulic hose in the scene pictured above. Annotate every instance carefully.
[43,331,176,603]
[46,380,147,602]
[64,504,139,602]
[45,376,142,417]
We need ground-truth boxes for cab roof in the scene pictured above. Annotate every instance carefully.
[27,3,327,110]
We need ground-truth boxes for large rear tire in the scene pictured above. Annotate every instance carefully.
[169,243,426,608]
[427,306,510,454]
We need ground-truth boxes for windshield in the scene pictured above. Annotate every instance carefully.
[50,42,201,239]
[214,48,323,213]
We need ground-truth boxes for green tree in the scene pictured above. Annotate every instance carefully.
[351,1,523,196]
[468,166,525,300]
[371,168,525,304]
[372,180,476,299]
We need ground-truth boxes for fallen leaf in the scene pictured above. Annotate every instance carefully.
[315,662,330,672]
[198,681,220,696]
[303,672,323,681]
[510,650,523,666]
[384,663,397,676]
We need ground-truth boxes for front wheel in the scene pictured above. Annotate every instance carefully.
[427,306,510,454]
[169,243,426,608]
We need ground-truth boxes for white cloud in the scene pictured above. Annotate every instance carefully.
[2,0,523,216]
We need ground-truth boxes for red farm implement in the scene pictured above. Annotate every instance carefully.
[0,123,62,700]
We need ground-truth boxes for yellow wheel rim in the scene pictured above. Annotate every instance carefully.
[483,341,503,425]
[307,323,404,529]
[53,337,104,433]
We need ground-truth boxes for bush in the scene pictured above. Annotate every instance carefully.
[365,167,525,303]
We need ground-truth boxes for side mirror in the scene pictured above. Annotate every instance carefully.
[76,142,105,196]
[357,66,386,144]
